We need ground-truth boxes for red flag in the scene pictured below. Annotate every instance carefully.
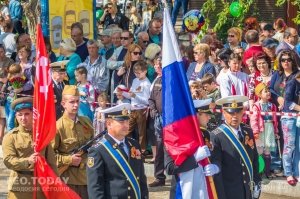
[33,24,80,199]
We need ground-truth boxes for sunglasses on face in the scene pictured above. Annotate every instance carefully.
[132,51,142,55]
[281,58,292,62]
[143,40,149,44]
[228,34,235,38]
[120,37,129,40]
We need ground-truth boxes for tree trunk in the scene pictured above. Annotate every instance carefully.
[23,0,41,43]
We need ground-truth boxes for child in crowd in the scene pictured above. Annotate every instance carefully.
[114,84,131,105]
[93,92,109,136]
[4,63,33,130]
[189,80,207,100]
[250,83,279,178]
[75,66,95,121]
[128,60,151,152]
[201,73,222,131]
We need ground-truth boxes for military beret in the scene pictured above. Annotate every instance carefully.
[62,85,79,96]
[11,97,33,112]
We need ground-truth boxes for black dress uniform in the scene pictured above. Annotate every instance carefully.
[50,60,68,120]
[53,81,64,120]
[211,123,261,199]
[87,134,148,199]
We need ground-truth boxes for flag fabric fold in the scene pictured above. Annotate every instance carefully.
[161,6,217,199]
[33,24,80,199]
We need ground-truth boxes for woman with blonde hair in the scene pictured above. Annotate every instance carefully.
[224,27,247,50]
[115,44,142,88]
[186,43,216,81]
[57,38,81,85]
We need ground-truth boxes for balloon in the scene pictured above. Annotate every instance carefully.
[96,9,104,20]
[258,155,265,174]
[229,2,242,17]
[183,10,205,33]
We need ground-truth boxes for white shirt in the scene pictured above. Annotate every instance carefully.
[130,77,151,108]
[225,122,242,138]
[108,133,129,156]
[218,71,249,98]
[0,32,16,57]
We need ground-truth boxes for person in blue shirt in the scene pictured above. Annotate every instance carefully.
[57,38,82,85]
[186,43,216,81]
[8,0,24,34]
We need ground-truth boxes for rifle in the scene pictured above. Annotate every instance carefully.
[58,130,106,175]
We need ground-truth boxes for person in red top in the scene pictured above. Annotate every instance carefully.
[242,30,264,74]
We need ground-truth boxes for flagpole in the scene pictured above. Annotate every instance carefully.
[161,2,218,198]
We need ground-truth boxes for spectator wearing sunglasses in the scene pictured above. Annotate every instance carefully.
[186,43,216,81]
[100,3,129,30]
[136,31,149,55]
[114,44,142,89]
[269,50,299,186]
[224,27,247,51]
[275,27,300,66]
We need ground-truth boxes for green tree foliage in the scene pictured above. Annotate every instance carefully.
[275,0,300,24]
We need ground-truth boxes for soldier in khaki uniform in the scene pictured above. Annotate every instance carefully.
[52,85,94,199]
[2,97,58,199]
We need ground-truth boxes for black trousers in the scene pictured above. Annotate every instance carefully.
[154,115,166,180]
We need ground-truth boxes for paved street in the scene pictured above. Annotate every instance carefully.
[147,177,298,199]
[0,147,299,199]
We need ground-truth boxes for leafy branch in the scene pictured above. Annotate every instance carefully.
[275,0,300,24]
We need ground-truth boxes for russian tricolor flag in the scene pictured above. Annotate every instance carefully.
[162,6,216,199]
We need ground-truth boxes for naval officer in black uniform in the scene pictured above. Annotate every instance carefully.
[50,60,68,120]
[210,95,262,199]
[166,98,220,199]
[87,103,148,199]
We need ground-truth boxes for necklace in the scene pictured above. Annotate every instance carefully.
[260,70,271,77]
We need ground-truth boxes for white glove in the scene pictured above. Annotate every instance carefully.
[194,145,210,162]
[253,185,261,199]
[203,164,220,176]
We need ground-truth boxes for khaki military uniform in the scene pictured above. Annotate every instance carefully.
[2,126,57,199]
[52,114,94,186]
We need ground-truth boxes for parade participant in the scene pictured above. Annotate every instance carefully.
[194,98,214,151]
[211,95,261,199]
[50,60,68,120]
[51,85,94,198]
[2,97,58,199]
[165,98,220,199]
[87,103,149,199]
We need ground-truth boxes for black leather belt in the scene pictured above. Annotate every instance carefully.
[17,171,34,175]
